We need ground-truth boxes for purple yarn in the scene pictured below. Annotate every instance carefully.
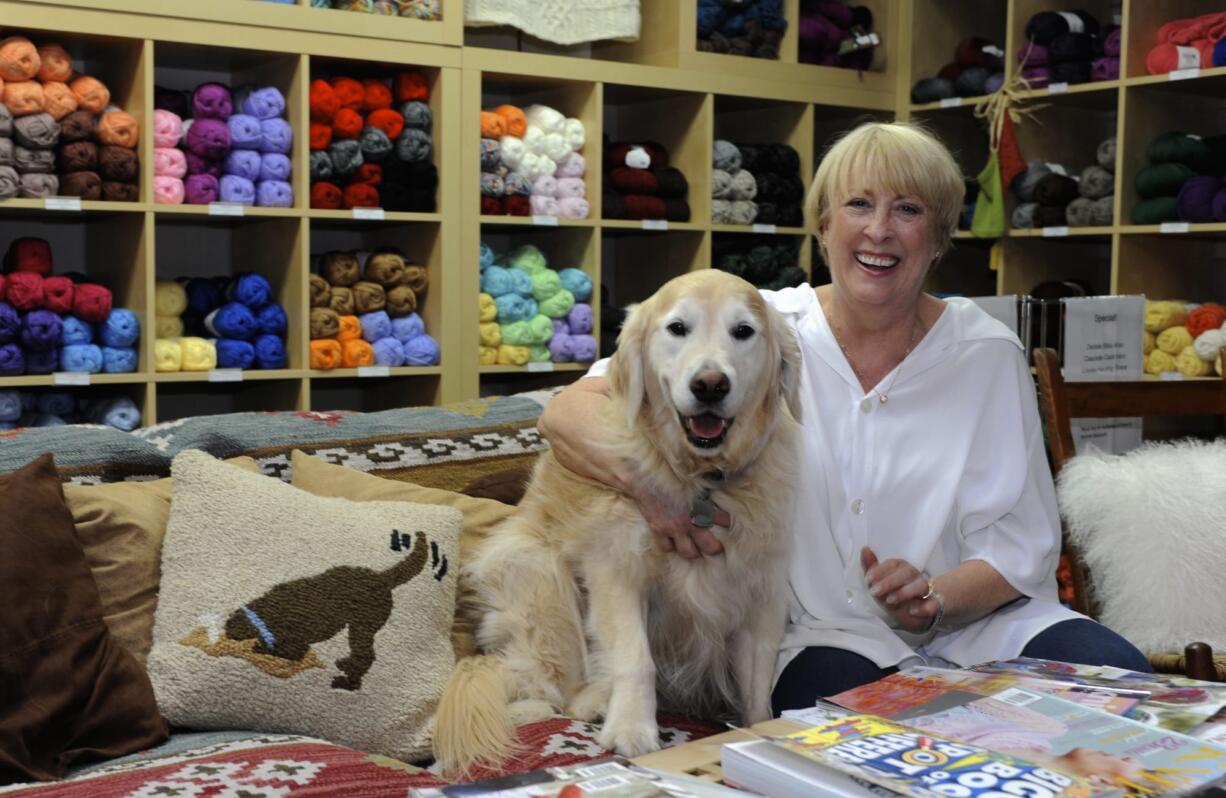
[566,303,593,334]
[1020,66,1051,87]
[1017,42,1049,66]
[259,118,293,154]
[227,114,263,150]
[193,82,233,120]
[215,338,256,369]
[225,149,262,181]
[59,343,102,373]
[59,315,93,345]
[155,85,190,118]
[551,319,569,337]
[256,180,293,208]
[402,333,439,365]
[391,313,423,343]
[186,152,224,178]
[256,303,287,335]
[219,174,256,204]
[20,310,63,352]
[984,72,1005,93]
[259,153,292,182]
[253,334,286,369]
[567,333,597,362]
[798,14,842,53]
[1091,57,1119,81]
[1104,27,1121,58]
[1178,176,1223,223]
[1213,188,1226,222]
[242,86,286,120]
[0,302,18,344]
[25,348,57,374]
[0,342,22,375]
[186,118,231,159]
[549,333,572,362]
[360,309,392,342]
[372,336,405,366]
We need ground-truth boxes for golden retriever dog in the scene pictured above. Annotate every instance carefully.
[435,269,802,776]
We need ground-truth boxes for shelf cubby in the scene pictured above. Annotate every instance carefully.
[154,376,305,423]
[711,96,812,231]
[309,373,442,412]
[909,0,1007,105]
[1124,0,1221,80]
[1114,233,1226,300]
[998,236,1112,297]
[1008,0,1120,87]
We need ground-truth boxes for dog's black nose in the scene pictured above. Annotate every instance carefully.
[690,371,730,404]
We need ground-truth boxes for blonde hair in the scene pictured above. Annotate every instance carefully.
[807,122,965,259]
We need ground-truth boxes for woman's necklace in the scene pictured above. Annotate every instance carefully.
[830,314,924,409]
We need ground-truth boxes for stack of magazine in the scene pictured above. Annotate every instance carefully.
[722,657,1226,798]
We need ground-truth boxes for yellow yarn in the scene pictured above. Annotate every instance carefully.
[496,344,529,365]
[1144,300,1187,333]
[479,345,497,365]
[180,336,216,371]
[1176,345,1213,377]
[155,280,187,317]
[155,314,184,338]
[1145,349,1176,375]
[1156,325,1193,355]
[154,338,182,372]
[478,292,497,323]
[479,321,501,347]
[1143,330,1154,355]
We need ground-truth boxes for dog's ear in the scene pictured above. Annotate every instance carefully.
[609,301,648,424]
[768,306,803,423]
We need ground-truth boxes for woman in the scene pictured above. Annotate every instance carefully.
[538,122,1150,714]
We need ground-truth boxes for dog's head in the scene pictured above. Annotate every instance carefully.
[609,270,801,465]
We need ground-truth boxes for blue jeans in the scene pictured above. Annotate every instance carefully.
[770,618,1151,714]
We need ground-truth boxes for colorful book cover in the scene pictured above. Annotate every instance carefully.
[892,687,1226,797]
[411,758,749,798]
[771,714,1105,798]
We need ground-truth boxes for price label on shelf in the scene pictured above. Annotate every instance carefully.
[751,223,778,234]
[532,214,559,226]
[44,197,82,212]
[1160,371,1185,381]
[526,362,555,373]
[1169,67,1201,81]
[1047,82,1070,94]
[53,371,91,386]
[1046,162,1067,176]
[352,207,385,220]
[1160,222,1190,234]
[208,202,245,217]
[1041,226,1070,237]
[938,97,963,108]
[641,219,669,231]
[207,368,244,383]
[357,365,390,378]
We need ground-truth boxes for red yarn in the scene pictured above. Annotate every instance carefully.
[72,283,112,322]
[309,122,332,151]
[1157,11,1226,45]
[504,195,531,216]
[330,77,365,111]
[642,142,669,170]
[480,195,504,215]
[1146,39,1214,74]
[342,183,379,209]
[310,181,343,209]
[309,79,339,123]
[5,271,43,310]
[622,194,667,220]
[5,237,52,275]
[331,107,363,140]
[355,162,383,186]
[361,78,393,111]
[1187,303,1226,337]
[610,167,659,195]
[366,108,404,140]
[0,274,5,299]
[394,71,429,103]
[937,62,964,80]
[42,275,74,314]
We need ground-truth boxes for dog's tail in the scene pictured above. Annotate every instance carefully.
[434,654,515,778]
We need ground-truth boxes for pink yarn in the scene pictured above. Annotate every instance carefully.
[153,109,184,148]
[154,147,187,178]
[530,194,559,216]
[556,177,585,199]
[555,151,585,178]
[532,175,558,197]
[557,197,590,219]
[155,175,185,204]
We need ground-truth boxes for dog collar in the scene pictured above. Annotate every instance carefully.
[241,605,277,650]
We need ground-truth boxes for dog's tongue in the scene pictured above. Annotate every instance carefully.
[687,413,727,439]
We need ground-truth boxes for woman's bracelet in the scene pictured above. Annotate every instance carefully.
[927,588,947,633]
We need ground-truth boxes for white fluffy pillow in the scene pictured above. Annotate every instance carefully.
[1058,439,1226,653]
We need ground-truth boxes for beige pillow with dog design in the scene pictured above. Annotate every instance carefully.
[146,449,462,762]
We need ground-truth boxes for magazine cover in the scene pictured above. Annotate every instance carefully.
[892,687,1226,797]
[771,714,1105,798]
[410,758,751,798]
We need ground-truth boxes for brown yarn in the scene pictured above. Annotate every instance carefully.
[59,109,95,143]
[59,140,98,172]
[352,280,386,314]
[309,274,332,308]
[309,307,340,339]
[400,264,429,297]
[101,181,138,202]
[98,145,139,181]
[386,284,417,317]
[363,250,405,288]
[328,285,355,316]
[59,171,101,199]
[321,251,360,287]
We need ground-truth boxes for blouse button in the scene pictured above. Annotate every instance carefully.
[859,397,873,414]
[851,498,864,515]
[845,589,855,605]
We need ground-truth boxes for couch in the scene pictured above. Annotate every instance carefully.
[0,388,721,796]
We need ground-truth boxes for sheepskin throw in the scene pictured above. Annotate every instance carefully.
[1058,438,1226,653]
[464,0,640,45]
[147,450,462,762]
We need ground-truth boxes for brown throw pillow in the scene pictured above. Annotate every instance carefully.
[462,465,533,506]
[0,454,167,785]
[289,450,516,660]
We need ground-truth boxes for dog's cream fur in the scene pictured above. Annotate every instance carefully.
[434,270,802,776]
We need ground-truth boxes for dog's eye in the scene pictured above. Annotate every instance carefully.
[731,324,755,341]
[667,321,688,337]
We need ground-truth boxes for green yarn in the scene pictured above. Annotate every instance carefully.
[500,320,533,346]
[525,314,554,344]
[970,151,1006,239]
[1134,163,1194,199]
[531,269,561,301]
[508,245,548,275]
[1146,132,1209,170]
[1130,196,1180,225]
[539,288,575,319]
[529,345,552,363]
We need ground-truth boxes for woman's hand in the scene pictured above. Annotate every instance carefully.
[636,490,730,559]
[861,546,940,633]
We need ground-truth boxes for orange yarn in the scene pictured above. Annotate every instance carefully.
[365,108,404,140]
[36,43,73,82]
[96,110,139,148]
[69,74,110,114]
[331,107,363,140]
[495,104,527,138]
[310,339,343,370]
[341,339,375,368]
[41,81,78,120]
[3,80,44,116]
[480,110,506,139]
[329,76,364,110]
[309,121,332,151]
[1187,303,1226,337]
[309,78,339,123]
[0,36,40,81]
[337,314,361,341]
[394,71,429,103]
[361,78,393,111]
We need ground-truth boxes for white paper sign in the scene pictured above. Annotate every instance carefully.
[1042,226,1070,237]
[751,223,777,233]
[1071,417,1143,456]
[44,197,82,211]
[939,97,963,108]
[1060,296,1145,381]
[532,214,559,226]
[53,371,91,386]
[208,202,245,217]
[1169,67,1201,81]
[1047,82,1070,94]
[641,219,668,231]
[208,368,244,382]
[526,361,555,372]
[357,365,390,378]
[969,295,1019,336]
[1160,222,1190,233]
[352,207,385,220]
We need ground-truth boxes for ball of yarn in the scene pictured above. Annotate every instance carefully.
[96,110,139,148]
[3,81,43,117]
[18,173,58,198]
[1033,172,1079,206]
[395,127,432,163]
[1025,10,1100,47]
[371,336,404,366]
[155,280,188,316]
[1089,196,1113,225]
[336,314,361,342]
[1193,328,1225,361]
[556,151,585,179]
[20,310,62,351]
[60,343,103,373]
[360,125,393,161]
[1131,196,1180,225]
[42,277,73,315]
[309,338,342,370]
[352,280,386,314]
[1065,197,1095,227]
[310,306,340,339]
[36,43,72,82]
[329,139,363,177]
[156,146,188,178]
[364,251,405,287]
[1012,160,1052,201]
[322,252,361,286]
[253,334,286,369]
[58,109,92,143]
[1078,165,1113,199]
[193,82,233,120]
[329,286,355,316]
[953,66,989,96]
[386,284,417,316]
[100,308,140,347]
[101,345,137,373]
[403,333,439,366]
[1177,176,1221,223]
[332,107,362,141]
[712,140,741,171]
[310,181,342,209]
[1144,300,1187,333]
[392,313,424,343]
[155,314,183,338]
[1011,202,1037,228]
[242,86,286,120]
[205,302,258,340]
[1148,132,1209,170]
[223,149,260,182]
[359,309,393,343]
[910,77,955,104]
[340,338,374,368]
[1157,324,1193,354]
[1187,304,1226,337]
[1176,345,1213,376]
[230,272,273,309]
[186,117,230,159]
[13,113,59,149]
[1097,137,1116,171]
[186,151,223,178]
[154,338,182,372]
[0,166,15,199]
[179,337,216,371]
[259,118,292,154]
[227,113,262,150]
[219,174,256,205]
[557,268,592,302]
[15,145,54,174]
[367,108,404,141]
[400,100,432,130]
[310,79,339,123]
[58,315,92,346]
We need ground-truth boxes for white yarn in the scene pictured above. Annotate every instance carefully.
[562,118,585,151]
[524,104,565,134]
[542,132,571,162]
[517,152,556,181]
[1220,318,1226,336]
[1193,329,1224,361]
[624,145,650,169]
[522,126,547,155]
[499,135,525,169]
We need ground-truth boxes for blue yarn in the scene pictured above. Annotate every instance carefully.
[1215,38,1226,68]
[24,412,66,427]
[372,336,405,366]
[225,149,262,181]
[101,308,141,347]
[252,333,285,370]
[253,334,286,369]
[403,333,439,366]
[509,268,533,297]
[480,265,515,297]
[259,153,292,182]
[102,346,138,373]
[60,315,94,345]
[215,338,256,369]
[557,268,593,302]
[0,421,13,429]
[185,277,223,315]
[25,348,58,374]
[93,396,141,431]
[745,0,786,29]
[360,310,392,343]
[479,241,495,270]
[697,0,724,37]
[20,310,63,352]
[227,113,263,150]
[720,12,746,36]
[256,303,288,335]
[229,272,273,309]
[0,302,18,344]
[494,293,530,322]
[206,302,258,340]
[0,343,23,375]
[523,298,538,318]
[391,313,424,343]
[0,390,20,421]
[19,392,35,411]
[60,344,103,373]
[36,392,75,416]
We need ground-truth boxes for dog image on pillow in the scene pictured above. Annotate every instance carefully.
[436,269,802,775]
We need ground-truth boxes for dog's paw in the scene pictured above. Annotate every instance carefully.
[597,717,660,758]
[566,682,610,722]
[508,698,555,726]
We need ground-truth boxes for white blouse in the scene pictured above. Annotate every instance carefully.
[585,285,1081,684]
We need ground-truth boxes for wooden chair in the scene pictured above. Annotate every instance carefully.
[1032,347,1226,682]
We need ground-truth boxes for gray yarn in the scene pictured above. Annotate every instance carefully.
[729,169,757,201]
[1013,159,1053,202]
[711,168,734,199]
[1011,201,1037,228]
[0,165,17,198]
[395,128,432,163]
[309,150,333,182]
[1078,165,1113,199]
[14,113,59,149]
[1089,195,1113,225]
[400,101,432,130]
[713,139,742,172]
[729,199,757,224]
[0,103,11,137]
[359,126,393,162]
[0,137,11,167]
[19,173,58,198]
[1097,137,1116,171]
[480,138,500,171]
[711,198,734,223]
[1066,197,1095,226]
[14,146,54,174]
[328,139,363,178]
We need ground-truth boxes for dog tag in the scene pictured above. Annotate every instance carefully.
[689,492,717,528]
